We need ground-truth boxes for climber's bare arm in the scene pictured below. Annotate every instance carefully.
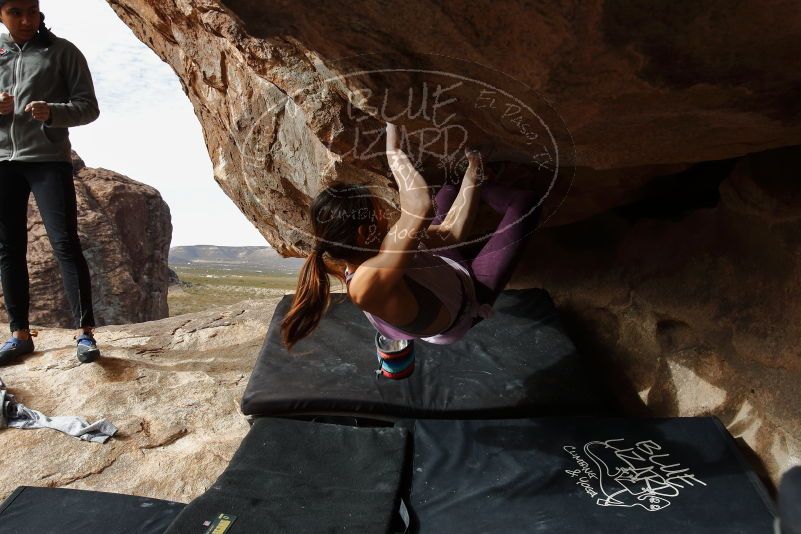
[349,125,437,310]
[349,212,429,324]
[386,123,431,214]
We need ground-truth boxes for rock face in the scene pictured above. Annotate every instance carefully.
[0,298,277,503]
[0,153,172,328]
[106,0,801,252]
[514,146,801,485]
[104,0,801,486]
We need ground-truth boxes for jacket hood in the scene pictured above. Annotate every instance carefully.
[0,32,49,49]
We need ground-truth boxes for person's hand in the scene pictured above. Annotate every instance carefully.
[0,92,14,116]
[24,101,51,122]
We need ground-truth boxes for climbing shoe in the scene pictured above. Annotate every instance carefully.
[76,333,101,363]
[0,335,35,366]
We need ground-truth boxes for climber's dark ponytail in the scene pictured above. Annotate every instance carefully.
[36,11,53,47]
[281,245,335,352]
[281,183,381,351]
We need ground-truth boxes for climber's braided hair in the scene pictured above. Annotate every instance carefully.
[281,182,383,351]
[0,0,54,46]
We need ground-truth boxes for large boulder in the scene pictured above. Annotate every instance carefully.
[0,153,172,328]
[106,0,801,252]
[514,146,801,485]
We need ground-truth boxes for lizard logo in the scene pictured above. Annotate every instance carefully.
[564,438,707,512]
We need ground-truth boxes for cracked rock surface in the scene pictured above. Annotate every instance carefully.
[107,0,801,253]
[0,297,278,502]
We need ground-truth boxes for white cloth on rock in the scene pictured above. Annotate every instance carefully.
[0,376,117,443]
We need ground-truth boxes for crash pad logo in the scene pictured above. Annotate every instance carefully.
[563,439,707,512]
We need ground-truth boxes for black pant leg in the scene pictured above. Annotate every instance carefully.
[27,162,95,329]
[0,162,32,332]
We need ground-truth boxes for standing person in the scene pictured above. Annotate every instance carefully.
[281,123,541,351]
[0,0,101,365]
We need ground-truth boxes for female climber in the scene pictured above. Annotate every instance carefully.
[0,0,101,365]
[281,122,541,351]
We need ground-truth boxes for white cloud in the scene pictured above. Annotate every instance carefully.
[6,0,267,247]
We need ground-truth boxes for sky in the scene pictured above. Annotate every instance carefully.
[5,0,267,247]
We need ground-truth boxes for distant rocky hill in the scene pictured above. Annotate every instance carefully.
[169,245,304,273]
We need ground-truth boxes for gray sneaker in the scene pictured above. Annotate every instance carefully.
[0,336,34,366]
[76,333,100,363]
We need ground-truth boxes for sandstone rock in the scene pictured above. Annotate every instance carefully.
[513,146,801,486]
[0,298,277,503]
[106,0,801,253]
[0,153,172,328]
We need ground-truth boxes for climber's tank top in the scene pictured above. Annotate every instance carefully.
[345,250,495,344]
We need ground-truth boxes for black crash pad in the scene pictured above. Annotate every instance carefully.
[780,467,801,534]
[409,417,775,533]
[0,486,184,534]
[165,417,409,534]
[242,289,612,419]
